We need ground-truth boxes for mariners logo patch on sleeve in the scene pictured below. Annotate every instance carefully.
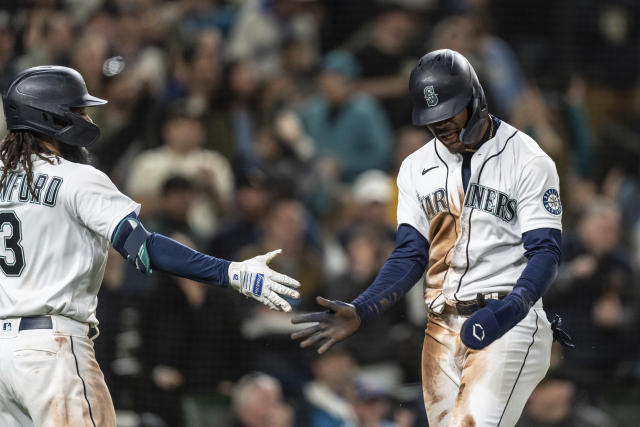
[543,188,562,215]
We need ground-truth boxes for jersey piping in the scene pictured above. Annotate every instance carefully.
[455,129,519,297]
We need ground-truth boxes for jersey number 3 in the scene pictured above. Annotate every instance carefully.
[0,211,25,276]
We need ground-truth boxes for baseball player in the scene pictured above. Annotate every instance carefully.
[292,49,566,426]
[0,66,300,427]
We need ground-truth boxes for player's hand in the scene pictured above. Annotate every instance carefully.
[228,249,301,312]
[290,296,361,354]
[460,296,527,350]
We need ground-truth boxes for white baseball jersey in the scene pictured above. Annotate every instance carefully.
[0,155,139,325]
[396,120,562,312]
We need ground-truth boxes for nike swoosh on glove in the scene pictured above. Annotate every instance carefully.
[460,294,529,350]
[228,249,301,312]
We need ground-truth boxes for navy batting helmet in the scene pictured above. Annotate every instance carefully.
[409,49,488,145]
[2,66,107,147]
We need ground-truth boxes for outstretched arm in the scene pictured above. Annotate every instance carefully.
[291,224,429,353]
[111,212,300,312]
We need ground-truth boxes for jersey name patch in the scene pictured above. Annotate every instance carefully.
[0,172,63,206]
[542,188,562,215]
[464,183,517,222]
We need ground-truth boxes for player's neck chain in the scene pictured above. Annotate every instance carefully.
[463,114,494,153]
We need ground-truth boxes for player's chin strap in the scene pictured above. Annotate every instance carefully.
[112,215,152,274]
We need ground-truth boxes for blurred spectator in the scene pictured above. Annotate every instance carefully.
[169,0,237,42]
[90,68,156,179]
[159,29,223,148]
[544,197,638,389]
[302,348,359,427]
[427,13,564,160]
[298,50,394,183]
[140,233,248,426]
[603,166,640,237]
[126,101,233,238]
[353,381,394,427]
[237,197,323,310]
[226,0,319,81]
[261,35,319,111]
[325,226,405,366]
[110,1,168,95]
[389,127,430,220]
[353,380,416,427]
[562,75,596,179]
[17,10,73,69]
[228,372,294,427]
[561,0,640,136]
[350,169,396,232]
[517,378,616,427]
[429,13,526,120]
[353,5,419,128]
[209,59,264,166]
[94,248,127,406]
[254,112,321,204]
[70,31,110,97]
[209,168,271,261]
[144,175,207,249]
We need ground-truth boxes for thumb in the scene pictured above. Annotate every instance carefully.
[316,296,346,312]
[263,249,283,264]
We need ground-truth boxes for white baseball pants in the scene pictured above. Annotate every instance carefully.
[0,315,116,427]
[421,305,553,427]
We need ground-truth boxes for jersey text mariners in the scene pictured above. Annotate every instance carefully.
[396,121,562,312]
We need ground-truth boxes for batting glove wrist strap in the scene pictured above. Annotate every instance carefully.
[228,249,301,312]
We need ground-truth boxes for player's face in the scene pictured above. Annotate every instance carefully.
[428,108,469,153]
[71,107,93,123]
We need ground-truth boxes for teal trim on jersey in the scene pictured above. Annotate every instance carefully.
[137,241,152,275]
[111,216,130,244]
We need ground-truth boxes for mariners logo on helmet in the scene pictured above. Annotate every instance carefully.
[424,86,438,107]
[542,188,562,215]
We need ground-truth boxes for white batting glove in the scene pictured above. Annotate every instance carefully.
[228,249,301,312]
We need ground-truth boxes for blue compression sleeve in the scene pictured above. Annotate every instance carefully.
[460,227,562,349]
[351,224,429,324]
[495,228,562,326]
[112,213,230,286]
[146,233,231,286]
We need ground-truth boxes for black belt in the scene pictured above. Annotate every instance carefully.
[19,316,53,331]
[454,292,509,316]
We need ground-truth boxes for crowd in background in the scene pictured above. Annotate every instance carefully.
[1,0,640,426]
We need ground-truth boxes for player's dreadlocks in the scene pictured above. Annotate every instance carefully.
[0,130,90,198]
[0,130,56,198]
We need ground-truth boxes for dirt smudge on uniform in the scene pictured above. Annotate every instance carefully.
[54,336,67,348]
[422,314,458,407]
[453,348,489,420]
[426,190,464,293]
[47,397,72,426]
[437,410,448,423]
[462,414,476,427]
[85,351,117,426]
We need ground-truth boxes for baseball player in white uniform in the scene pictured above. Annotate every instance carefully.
[0,66,300,427]
[292,49,569,426]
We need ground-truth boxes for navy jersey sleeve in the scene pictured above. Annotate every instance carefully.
[351,224,429,323]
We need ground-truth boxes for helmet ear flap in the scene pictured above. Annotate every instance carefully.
[460,83,488,145]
